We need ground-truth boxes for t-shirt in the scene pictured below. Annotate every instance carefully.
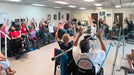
[48,22,54,33]
[73,46,106,73]
[64,24,70,29]
[21,26,27,34]
[58,41,74,50]
[0,27,6,38]
[10,31,20,38]
[58,23,64,30]
[91,25,97,37]
[29,29,36,39]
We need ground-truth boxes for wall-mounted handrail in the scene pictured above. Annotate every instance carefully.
[0,30,11,40]
[0,30,11,57]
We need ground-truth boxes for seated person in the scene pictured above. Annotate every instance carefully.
[10,26,25,58]
[66,28,106,74]
[126,17,134,31]
[40,22,53,44]
[58,19,67,34]
[0,52,16,75]
[126,49,134,70]
[0,18,9,47]
[28,26,39,49]
[88,16,97,39]
[64,21,74,35]
[19,17,29,51]
[69,18,73,28]
[48,19,56,41]
[55,24,76,61]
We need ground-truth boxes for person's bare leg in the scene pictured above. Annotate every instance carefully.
[126,55,133,69]
[5,69,9,75]
[5,68,16,75]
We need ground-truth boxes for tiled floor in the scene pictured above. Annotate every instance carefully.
[1,34,134,75]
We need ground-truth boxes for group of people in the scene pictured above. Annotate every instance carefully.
[0,16,83,74]
[54,16,107,75]
[0,15,133,75]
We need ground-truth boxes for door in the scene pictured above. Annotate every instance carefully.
[114,13,123,27]
[66,14,70,21]
[91,13,98,28]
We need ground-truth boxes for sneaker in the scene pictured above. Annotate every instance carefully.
[52,40,56,42]
[22,48,26,51]
[16,54,21,59]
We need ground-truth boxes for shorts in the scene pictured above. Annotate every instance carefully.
[127,54,134,60]
[0,59,10,70]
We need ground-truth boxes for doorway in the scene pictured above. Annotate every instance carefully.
[114,13,123,27]
[91,13,98,28]
[66,13,70,21]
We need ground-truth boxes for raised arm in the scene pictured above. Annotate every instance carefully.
[26,17,29,31]
[73,27,83,47]
[88,16,93,26]
[95,30,106,53]
[62,18,64,24]
[0,18,6,30]
[55,26,60,42]
[72,24,76,42]
[5,19,9,27]
[19,17,22,29]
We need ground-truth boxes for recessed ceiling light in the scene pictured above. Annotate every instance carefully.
[83,0,95,2]
[32,4,46,7]
[94,3,103,6]
[68,5,77,8]
[55,1,69,5]
[115,5,121,8]
[79,7,86,9]
[54,7,62,9]
[97,7,103,9]
[7,0,21,2]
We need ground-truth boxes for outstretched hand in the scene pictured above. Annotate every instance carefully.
[73,24,75,29]
[19,17,21,20]
[95,29,103,39]
[56,26,59,31]
[78,27,83,37]
[7,19,9,22]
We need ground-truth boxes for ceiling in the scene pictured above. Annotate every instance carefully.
[0,0,134,10]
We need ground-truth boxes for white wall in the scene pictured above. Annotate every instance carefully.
[0,3,71,31]
[71,8,134,30]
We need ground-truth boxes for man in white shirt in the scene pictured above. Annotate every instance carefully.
[71,27,106,74]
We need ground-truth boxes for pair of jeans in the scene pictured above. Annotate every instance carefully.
[68,29,73,35]
[62,29,67,34]
[29,37,39,46]
[44,32,52,42]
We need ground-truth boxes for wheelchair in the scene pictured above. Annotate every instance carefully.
[53,48,103,75]
[8,33,29,59]
[53,48,73,75]
[66,58,96,75]
[9,38,24,59]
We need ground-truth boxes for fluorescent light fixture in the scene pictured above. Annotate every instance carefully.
[7,0,21,2]
[79,7,86,9]
[94,3,103,6]
[83,0,95,2]
[97,7,103,9]
[55,1,68,4]
[115,5,121,8]
[68,5,77,8]
[32,4,46,6]
[54,7,62,9]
